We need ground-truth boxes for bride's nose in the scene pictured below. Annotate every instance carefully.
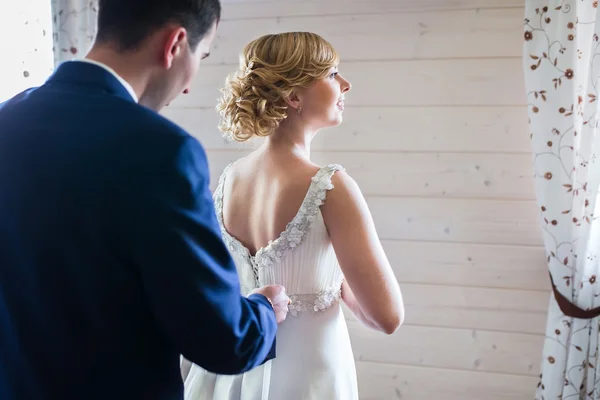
[340,77,351,93]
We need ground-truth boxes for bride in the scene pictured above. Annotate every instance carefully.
[182,32,404,400]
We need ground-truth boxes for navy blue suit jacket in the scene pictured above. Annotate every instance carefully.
[0,61,277,400]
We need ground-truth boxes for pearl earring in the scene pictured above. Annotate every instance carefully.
[297,107,302,114]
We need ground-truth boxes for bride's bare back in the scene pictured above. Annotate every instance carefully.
[220,150,321,256]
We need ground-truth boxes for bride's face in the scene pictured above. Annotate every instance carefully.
[296,67,351,130]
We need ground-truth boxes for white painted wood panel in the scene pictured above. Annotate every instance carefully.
[368,197,542,246]
[348,322,543,376]
[210,8,522,63]
[344,283,548,334]
[355,361,536,400]
[221,0,523,19]
[161,106,531,153]
[333,152,534,199]
[171,58,526,108]
[381,240,547,291]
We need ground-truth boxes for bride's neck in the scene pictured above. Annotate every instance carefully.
[266,119,316,160]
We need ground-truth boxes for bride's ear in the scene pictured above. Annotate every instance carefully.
[284,91,301,114]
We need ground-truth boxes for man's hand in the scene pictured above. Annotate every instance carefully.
[250,285,290,324]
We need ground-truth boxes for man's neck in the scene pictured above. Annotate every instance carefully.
[85,46,150,103]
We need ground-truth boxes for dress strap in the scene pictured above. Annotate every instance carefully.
[307,164,345,202]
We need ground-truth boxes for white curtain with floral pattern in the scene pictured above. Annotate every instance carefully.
[524,0,600,398]
[0,0,54,102]
[51,0,98,66]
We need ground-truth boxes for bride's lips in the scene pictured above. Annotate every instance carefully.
[336,100,344,111]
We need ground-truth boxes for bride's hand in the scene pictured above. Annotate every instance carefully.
[250,285,290,324]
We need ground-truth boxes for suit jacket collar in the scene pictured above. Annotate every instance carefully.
[47,61,137,104]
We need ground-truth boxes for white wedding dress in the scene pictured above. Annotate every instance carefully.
[183,163,359,400]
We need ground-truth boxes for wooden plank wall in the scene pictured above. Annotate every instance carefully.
[162,1,547,398]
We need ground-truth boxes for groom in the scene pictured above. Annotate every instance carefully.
[0,1,289,399]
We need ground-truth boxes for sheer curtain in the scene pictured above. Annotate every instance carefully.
[0,0,54,103]
[51,0,98,66]
[0,0,99,104]
[524,1,600,397]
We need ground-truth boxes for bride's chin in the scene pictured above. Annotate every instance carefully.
[314,114,343,130]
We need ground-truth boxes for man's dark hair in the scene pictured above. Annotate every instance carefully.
[95,0,221,51]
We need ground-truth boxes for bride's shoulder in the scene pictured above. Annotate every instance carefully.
[301,162,345,178]
[303,163,365,211]
[312,163,351,185]
[317,163,345,177]
[320,165,364,205]
[218,157,247,179]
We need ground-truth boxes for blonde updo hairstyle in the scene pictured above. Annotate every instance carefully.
[217,32,340,142]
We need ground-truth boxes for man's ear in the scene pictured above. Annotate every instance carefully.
[162,27,187,69]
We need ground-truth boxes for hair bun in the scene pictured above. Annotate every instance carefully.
[216,32,339,142]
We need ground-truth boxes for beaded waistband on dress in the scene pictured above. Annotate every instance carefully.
[288,287,342,316]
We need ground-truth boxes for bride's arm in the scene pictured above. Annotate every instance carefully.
[321,170,404,334]
[340,280,380,330]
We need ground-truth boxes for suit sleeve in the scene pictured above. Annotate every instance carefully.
[125,135,277,375]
